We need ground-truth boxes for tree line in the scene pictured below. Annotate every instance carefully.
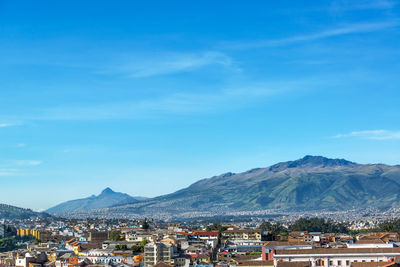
[260,217,400,235]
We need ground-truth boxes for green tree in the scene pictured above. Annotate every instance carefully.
[109,231,121,241]
[261,221,288,234]
[116,244,128,250]
[290,218,349,233]
[206,224,227,232]
[140,239,148,247]
[142,218,150,230]
[131,245,141,252]
[379,219,400,233]
[5,226,17,237]
[0,238,24,252]
[131,239,148,253]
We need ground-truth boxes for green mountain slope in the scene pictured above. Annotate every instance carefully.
[0,204,51,219]
[46,187,145,213]
[104,155,400,215]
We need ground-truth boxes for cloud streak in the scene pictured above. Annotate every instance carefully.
[335,130,400,140]
[15,78,319,121]
[330,0,397,11]
[0,73,351,122]
[14,160,43,166]
[99,51,233,78]
[0,168,20,177]
[223,21,399,50]
[0,161,41,177]
[0,123,15,128]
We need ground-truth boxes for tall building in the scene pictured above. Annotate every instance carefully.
[0,224,5,238]
[144,242,174,267]
[89,231,108,243]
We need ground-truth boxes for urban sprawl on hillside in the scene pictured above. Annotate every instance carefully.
[2,216,400,267]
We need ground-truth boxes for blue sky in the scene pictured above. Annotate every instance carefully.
[0,0,400,211]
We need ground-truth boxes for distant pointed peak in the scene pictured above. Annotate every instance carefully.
[101,187,115,195]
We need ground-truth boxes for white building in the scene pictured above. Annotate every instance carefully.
[272,248,400,267]
[191,231,219,248]
[126,232,153,242]
[15,253,34,267]
[144,242,174,267]
[347,243,394,249]
[87,255,123,265]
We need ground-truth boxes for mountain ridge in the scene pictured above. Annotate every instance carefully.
[46,188,147,213]
[0,204,52,220]
[47,156,400,218]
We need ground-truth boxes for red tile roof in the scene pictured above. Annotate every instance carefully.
[192,231,219,236]
[177,232,190,236]
[153,262,173,267]
[277,261,311,267]
[223,229,262,234]
[275,248,400,255]
[238,260,274,266]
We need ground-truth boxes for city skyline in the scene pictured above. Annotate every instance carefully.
[1,0,400,210]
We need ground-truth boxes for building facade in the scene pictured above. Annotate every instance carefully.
[270,248,400,267]
[144,242,174,267]
[0,224,5,238]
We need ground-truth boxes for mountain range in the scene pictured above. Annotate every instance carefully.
[45,155,400,218]
[46,187,147,213]
[0,204,52,220]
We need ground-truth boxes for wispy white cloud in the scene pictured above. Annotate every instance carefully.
[0,168,20,177]
[17,78,316,121]
[223,21,399,50]
[99,51,233,78]
[0,160,41,177]
[14,160,43,166]
[334,130,400,140]
[26,92,237,120]
[0,73,345,122]
[0,158,41,177]
[0,123,15,127]
[330,0,397,11]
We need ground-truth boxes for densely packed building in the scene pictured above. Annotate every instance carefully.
[1,217,400,267]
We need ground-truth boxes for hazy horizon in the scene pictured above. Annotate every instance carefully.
[1,1,400,211]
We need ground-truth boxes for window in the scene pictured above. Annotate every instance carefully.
[338,260,342,265]
[346,260,350,265]
[330,261,333,265]
[316,259,325,266]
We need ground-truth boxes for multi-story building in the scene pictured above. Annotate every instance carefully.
[268,248,400,267]
[191,230,219,248]
[289,232,307,243]
[222,229,266,242]
[16,229,52,242]
[0,224,5,238]
[125,232,154,242]
[89,231,108,243]
[15,253,34,267]
[144,242,174,267]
